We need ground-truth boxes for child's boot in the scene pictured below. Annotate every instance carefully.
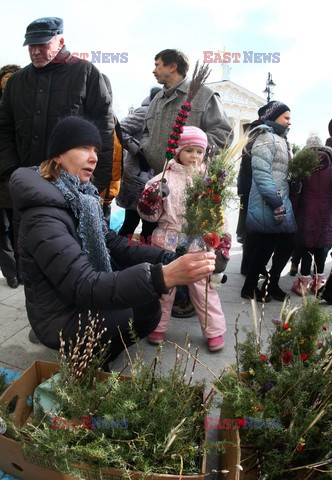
[310,274,326,295]
[291,276,311,296]
[208,335,225,352]
[147,331,165,345]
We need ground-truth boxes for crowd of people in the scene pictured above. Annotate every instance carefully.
[0,16,331,365]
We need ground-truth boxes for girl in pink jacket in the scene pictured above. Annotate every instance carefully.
[138,126,227,352]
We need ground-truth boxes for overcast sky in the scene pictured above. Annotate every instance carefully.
[1,0,331,146]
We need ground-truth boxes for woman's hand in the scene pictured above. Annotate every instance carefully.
[162,251,216,288]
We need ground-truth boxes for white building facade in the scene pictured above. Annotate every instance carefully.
[208,80,266,144]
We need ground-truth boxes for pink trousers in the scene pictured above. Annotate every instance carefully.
[154,278,226,338]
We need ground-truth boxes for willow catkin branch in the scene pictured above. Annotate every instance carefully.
[188,347,199,387]
[234,313,241,381]
[204,277,209,332]
[182,334,191,379]
[186,61,211,104]
[167,341,222,383]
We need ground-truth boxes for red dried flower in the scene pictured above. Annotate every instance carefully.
[260,354,267,361]
[280,349,294,365]
[204,232,220,248]
[283,323,289,329]
[212,194,221,203]
[237,418,246,427]
[81,417,92,429]
[300,353,308,361]
[257,405,263,412]
[297,444,303,452]
[194,193,200,200]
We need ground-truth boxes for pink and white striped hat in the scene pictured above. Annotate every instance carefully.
[176,126,208,155]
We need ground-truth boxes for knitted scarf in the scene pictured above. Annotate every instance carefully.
[265,120,289,138]
[51,171,112,272]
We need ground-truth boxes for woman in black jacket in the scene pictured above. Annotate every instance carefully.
[9,117,216,365]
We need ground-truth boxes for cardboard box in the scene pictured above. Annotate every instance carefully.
[218,409,320,480]
[0,360,206,480]
[218,412,258,480]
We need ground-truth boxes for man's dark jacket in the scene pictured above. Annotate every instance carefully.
[0,47,114,192]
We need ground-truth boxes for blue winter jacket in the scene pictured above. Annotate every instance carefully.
[246,125,297,234]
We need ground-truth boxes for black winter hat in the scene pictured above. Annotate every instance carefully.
[328,119,332,137]
[48,117,102,159]
[258,101,290,122]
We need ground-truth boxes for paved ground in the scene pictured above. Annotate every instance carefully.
[0,202,331,478]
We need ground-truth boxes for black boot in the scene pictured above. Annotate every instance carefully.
[241,276,271,302]
[318,272,332,304]
[241,287,271,302]
[262,276,287,302]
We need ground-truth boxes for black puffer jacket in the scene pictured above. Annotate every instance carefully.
[9,168,166,349]
[0,47,114,192]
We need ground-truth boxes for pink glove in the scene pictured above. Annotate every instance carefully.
[214,234,231,273]
[273,205,286,224]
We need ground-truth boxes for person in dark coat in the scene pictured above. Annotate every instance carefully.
[318,251,332,304]
[240,101,297,302]
[0,64,20,101]
[236,119,264,276]
[291,136,332,296]
[0,17,114,205]
[0,17,114,302]
[326,119,332,148]
[0,64,21,288]
[9,117,217,365]
[116,87,161,243]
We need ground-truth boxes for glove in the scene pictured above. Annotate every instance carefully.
[214,234,231,273]
[273,205,286,224]
[290,180,302,194]
[160,246,186,265]
[138,180,170,216]
[147,179,170,202]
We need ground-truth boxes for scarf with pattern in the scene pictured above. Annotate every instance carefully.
[51,171,112,272]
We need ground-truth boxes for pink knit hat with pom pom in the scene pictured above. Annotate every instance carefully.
[176,126,208,155]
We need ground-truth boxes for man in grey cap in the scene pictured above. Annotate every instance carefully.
[22,17,65,67]
[0,16,114,197]
[0,17,115,340]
